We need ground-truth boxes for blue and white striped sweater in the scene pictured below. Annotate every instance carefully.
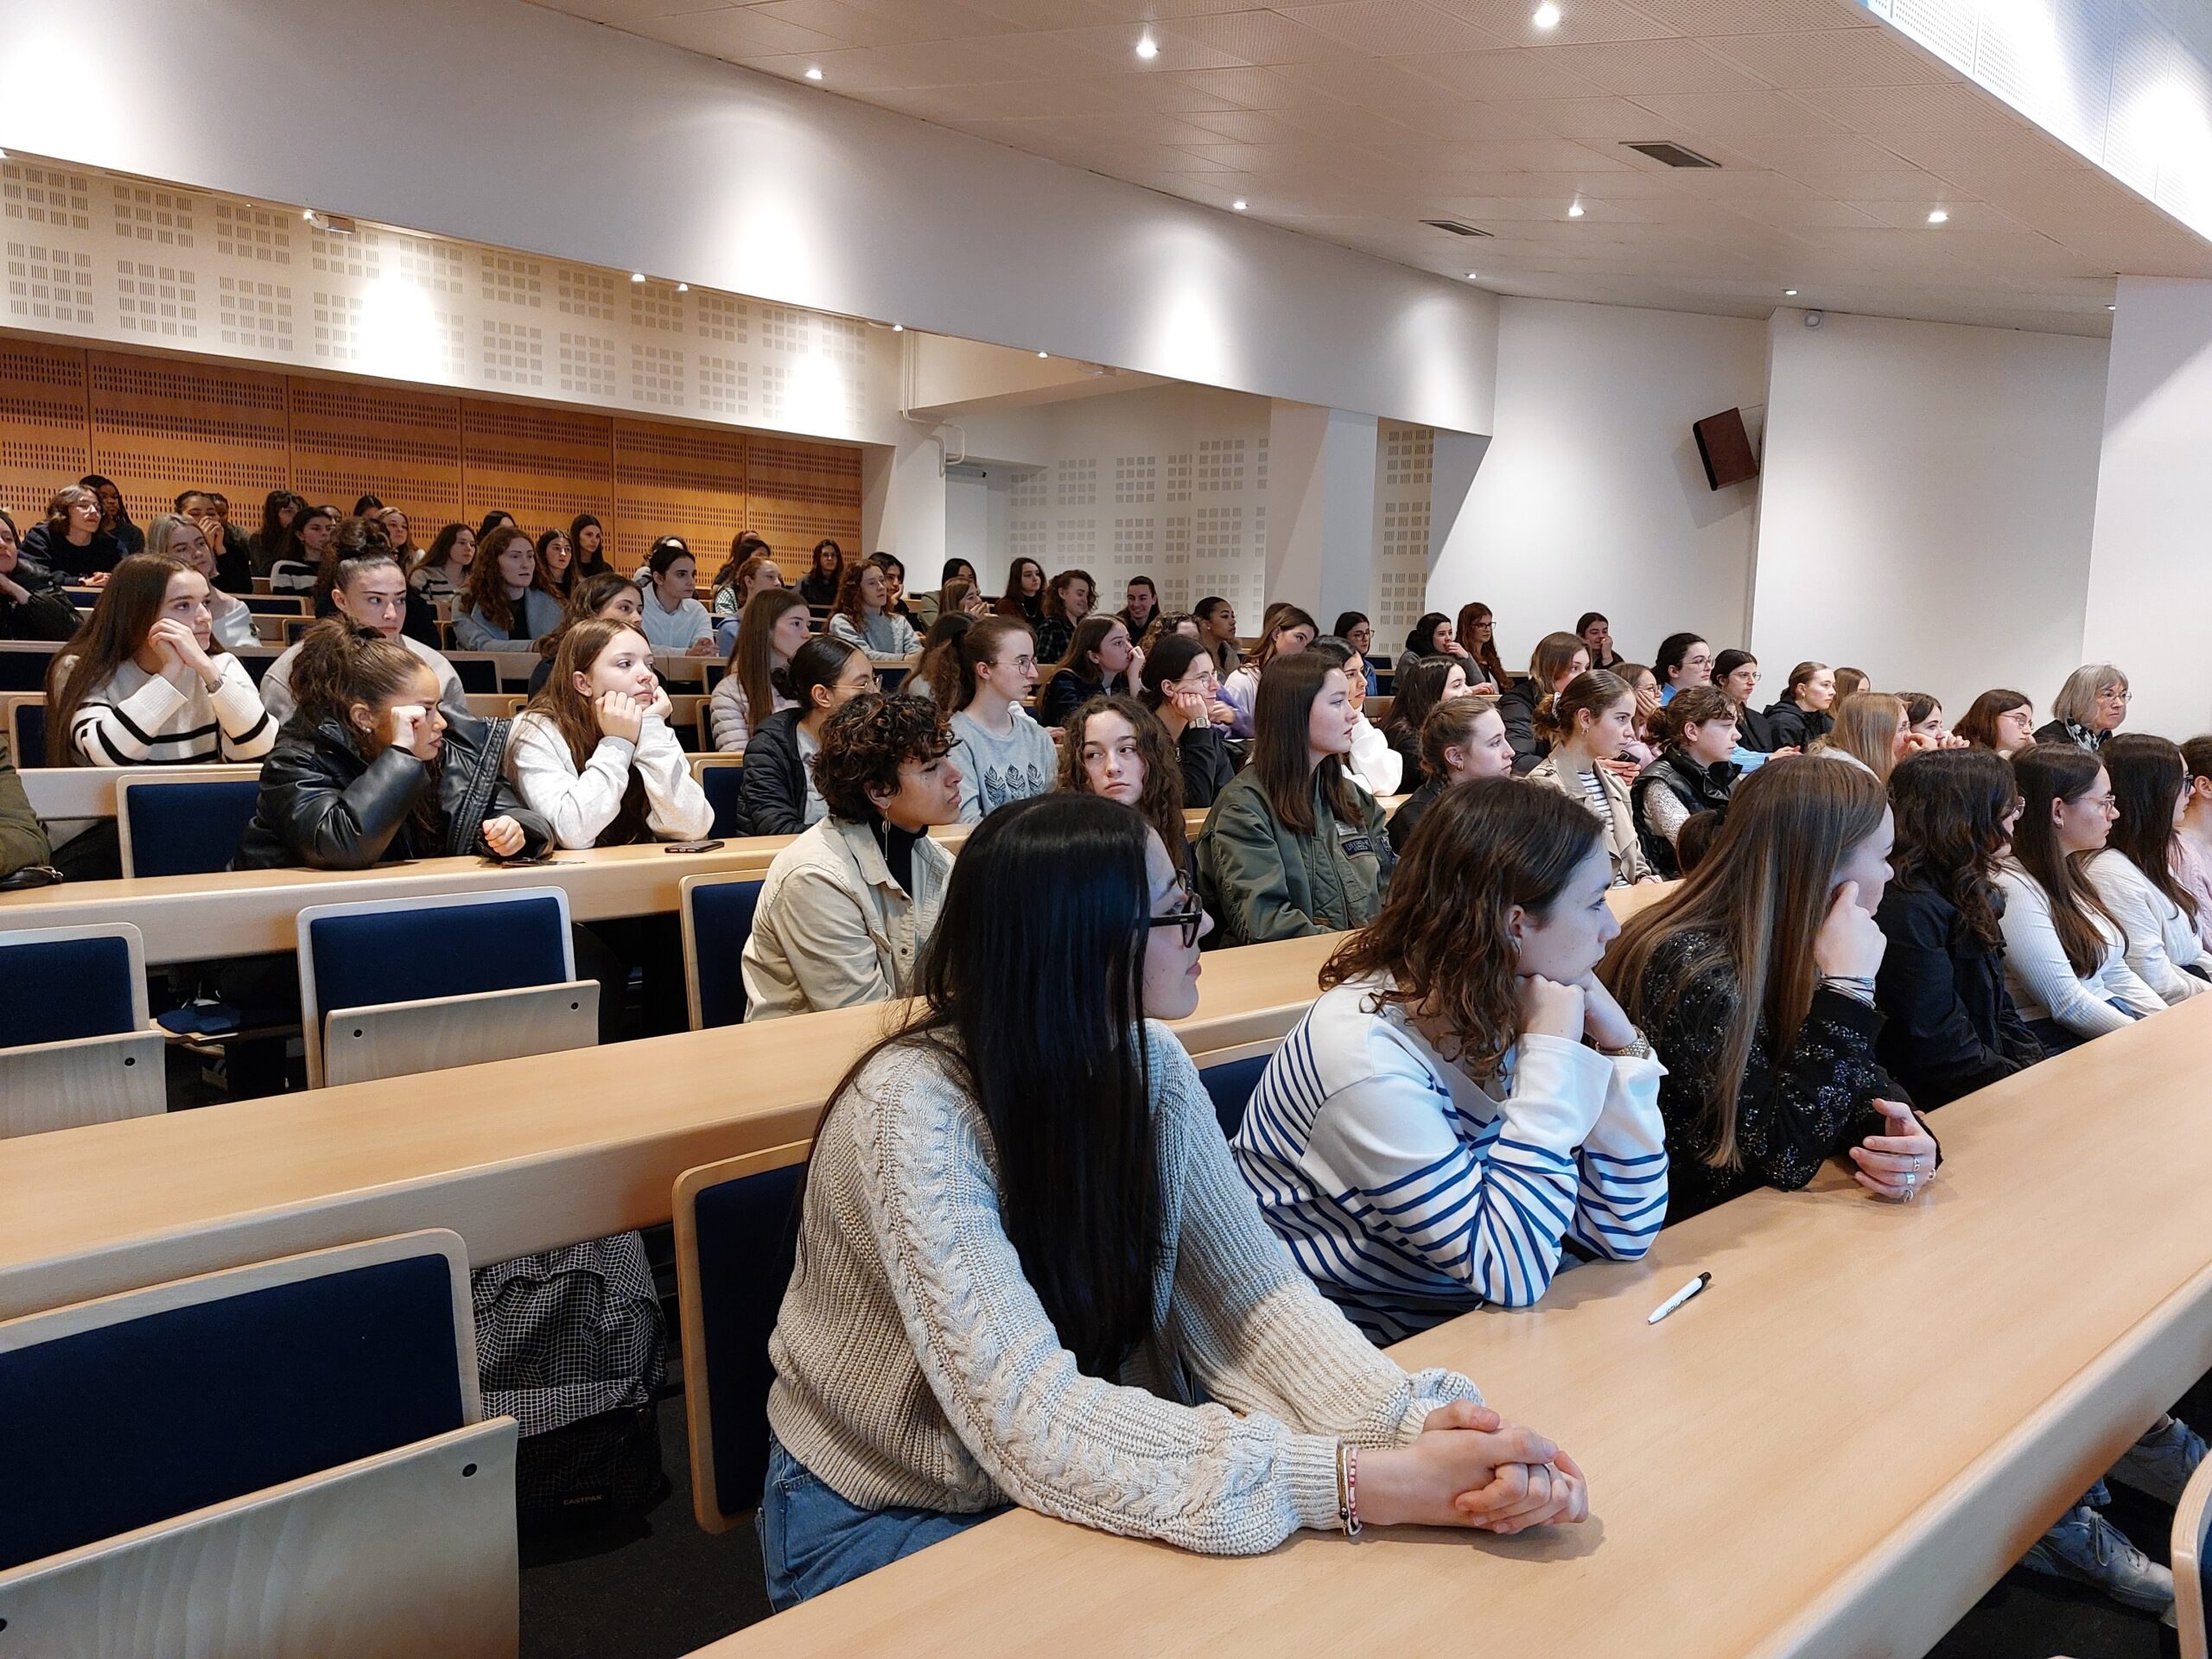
[1231,977,1669,1344]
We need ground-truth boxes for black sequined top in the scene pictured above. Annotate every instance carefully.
[1637,929,1914,1224]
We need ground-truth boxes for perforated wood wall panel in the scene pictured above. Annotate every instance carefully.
[0,338,91,512]
[289,378,463,533]
[459,399,613,550]
[743,435,863,569]
[88,351,289,529]
[612,419,747,571]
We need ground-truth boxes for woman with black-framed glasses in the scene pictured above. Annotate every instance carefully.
[760,791,1588,1610]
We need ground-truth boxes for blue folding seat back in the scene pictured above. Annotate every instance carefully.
[305,895,569,1018]
[233,651,273,683]
[14,702,48,766]
[0,934,137,1049]
[692,1160,804,1522]
[450,658,499,693]
[0,1252,467,1570]
[688,879,762,1029]
[0,654,48,692]
[1200,1054,1272,1139]
[241,594,302,615]
[124,779,264,878]
[701,767,747,838]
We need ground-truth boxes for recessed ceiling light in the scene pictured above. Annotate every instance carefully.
[892,322,903,331]
[676,282,689,293]
[1567,201,1585,218]
[1038,350,1049,358]
[1784,289,1798,296]
[1532,2,1562,27]
[1231,199,1248,211]
[1465,271,1479,280]
[2107,304,2117,311]
[1135,32,1158,59]
[1926,208,1948,224]
[804,65,823,80]
[302,208,316,222]
[631,272,646,283]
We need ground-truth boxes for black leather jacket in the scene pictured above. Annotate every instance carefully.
[234,712,551,870]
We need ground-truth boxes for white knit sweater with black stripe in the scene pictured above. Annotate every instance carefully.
[64,654,276,766]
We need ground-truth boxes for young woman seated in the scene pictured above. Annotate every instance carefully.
[1494,632,1588,776]
[267,504,337,594]
[760,791,1587,1608]
[1813,691,1910,784]
[1576,612,1624,673]
[1615,662,1661,768]
[1387,694,1513,856]
[996,556,1046,630]
[1039,613,1141,728]
[535,527,576,604]
[1192,593,1239,678]
[635,537,717,656]
[743,636,878,836]
[1713,650,1793,766]
[453,524,563,652]
[235,622,549,869]
[2086,734,2207,1005]
[264,548,468,724]
[1393,610,1472,692]
[1380,656,1469,789]
[409,521,475,602]
[824,556,921,664]
[48,553,276,767]
[711,551,787,653]
[1763,660,1835,752]
[1630,686,1739,880]
[872,552,915,622]
[1526,671,1656,887]
[1652,633,1713,705]
[710,588,808,751]
[1996,744,2165,1051]
[1139,633,1238,811]
[1333,611,1380,697]
[1031,568,1094,667]
[508,619,713,849]
[1219,604,1318,740]
[1309,635,1401,798]
[0,508,78,642]
[528,571,646,696]
[1457,602,1509,693]
[146,513,256,650]
[1196,651,1392,947]
[2037,664,2129,753]
[944,616,1056,824]
[798,538,844,608]
[22,485,124,581]
[1600,756,1937,1223]
[1955,689,2037,758]
[1898,692,1966,753]
[1058,693,1188,871]
[1234,778,1666,1341]
[911,613,972,703]
[2175,737,2212,951]
[741,693,963,1020]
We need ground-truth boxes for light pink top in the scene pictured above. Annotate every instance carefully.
[2172,836,2212,952]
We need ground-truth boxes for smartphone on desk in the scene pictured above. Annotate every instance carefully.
[663,840,726,855]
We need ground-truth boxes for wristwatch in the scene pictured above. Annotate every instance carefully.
[1599,1028,1654,1060]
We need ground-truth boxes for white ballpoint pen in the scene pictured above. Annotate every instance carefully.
[1647,1272,1713,1325]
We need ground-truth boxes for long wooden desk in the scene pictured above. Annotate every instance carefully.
[684,993,2212,1659]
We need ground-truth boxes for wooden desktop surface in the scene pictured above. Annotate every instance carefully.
[682,993,2212,1659]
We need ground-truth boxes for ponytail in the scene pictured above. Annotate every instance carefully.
[288,619,420,734]
[1535,669,1630,746]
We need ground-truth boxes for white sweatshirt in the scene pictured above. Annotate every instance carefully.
[2085,850,2208,1006]
[507,709,714,848]
[1993,861,2166,1037]
[1345,712,1402,798]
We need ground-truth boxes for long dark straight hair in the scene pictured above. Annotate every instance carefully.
[1887,748,2014,950]
[2010,742,2120,976]
[817,794,1162,1377]
[2104,733,2196,923]
[1251,649,1359,836]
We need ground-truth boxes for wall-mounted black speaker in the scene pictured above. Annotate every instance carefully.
[1693,408,1758,490]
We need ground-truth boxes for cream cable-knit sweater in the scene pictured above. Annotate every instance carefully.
[766,1022,1484,1554]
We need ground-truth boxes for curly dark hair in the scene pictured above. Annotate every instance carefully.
[1321,778,1600,1079]
[814,692,953,822]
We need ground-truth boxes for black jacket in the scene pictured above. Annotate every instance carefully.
[1872,879,2044,1108]
[1387,775,1447,856]
[2033,718,2106,753]
[233,713,550,870]
[1177,721,1236,811]
[22,524,123,578]
[1494,684,1549,775]
[0,554,79,640]
[798,571,839,607]
[1735,703,1786,753]
[1763,699,1833,752]
[741,708,810,836]
[1631,752,1738,879]
[1038,667,1134,729]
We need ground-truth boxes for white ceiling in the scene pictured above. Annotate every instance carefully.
[529,0,2212,337]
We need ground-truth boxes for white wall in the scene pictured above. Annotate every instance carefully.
[1435,298,1767,671]
[1751,309,2108,718]
[2082,276,2212,737]
[0,0,1497,436]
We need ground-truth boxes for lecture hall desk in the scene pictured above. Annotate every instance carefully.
[683,993,2212,1659]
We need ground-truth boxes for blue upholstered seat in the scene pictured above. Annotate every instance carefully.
[0,652,49,692]
[448,658,499,694]
[683,877,761,1030]
[12,700,48,766]
[0,931,139,1049]
[0,1250,467,1570]
[1198,1053,1271,1139]
[699,766,747,838]
[122,778,263,877]
[688,1158,804,1525]
[302,893,571,1019]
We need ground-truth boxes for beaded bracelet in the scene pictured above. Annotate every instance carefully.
[1338,1442,1362,1537]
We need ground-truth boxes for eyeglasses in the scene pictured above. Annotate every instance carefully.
[1147,887,1206,949]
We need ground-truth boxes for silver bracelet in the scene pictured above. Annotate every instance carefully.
[1820,974,1877,1006]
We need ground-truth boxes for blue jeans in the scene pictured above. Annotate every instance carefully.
[759,1434,1009,1611]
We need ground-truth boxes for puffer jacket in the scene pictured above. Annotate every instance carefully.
[233,711,551,869]
[1195,767,1391,948]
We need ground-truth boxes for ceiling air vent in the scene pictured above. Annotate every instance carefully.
[1623,141,1719,168]
[1421,219,1493,238]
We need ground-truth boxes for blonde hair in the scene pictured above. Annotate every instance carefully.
[1817,692,1905,782]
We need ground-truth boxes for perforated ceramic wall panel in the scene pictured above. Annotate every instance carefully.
[742,436,862,570]
[0,338,91,507]
[612,420,747,570]
[459,400,614,549]
[87,352,289,529]
[1372,422,1436,639]
[288,378,464,534]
